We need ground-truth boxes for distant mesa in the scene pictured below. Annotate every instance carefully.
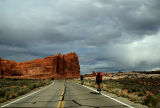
[0,52,80,79]
[84,71,113,77]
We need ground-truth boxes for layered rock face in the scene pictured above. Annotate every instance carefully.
[0,52,80,79]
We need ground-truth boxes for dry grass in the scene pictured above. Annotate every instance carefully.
[0,78,51,103]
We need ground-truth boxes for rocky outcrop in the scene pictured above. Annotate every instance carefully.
[0,52,80,79]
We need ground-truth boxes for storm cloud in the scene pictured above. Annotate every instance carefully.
[1,0,160,74]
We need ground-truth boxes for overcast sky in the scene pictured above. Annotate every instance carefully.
[1,0,160,74]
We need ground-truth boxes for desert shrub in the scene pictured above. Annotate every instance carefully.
[0,88,13,98]
[18,88,30,95]
[0,89,6,98]
[138,92,145,97]
[0,98,6,103]
[28,83,36,90]
[5,91,18,100]
[143,95,160,107]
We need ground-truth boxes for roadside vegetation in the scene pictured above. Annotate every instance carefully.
[72,77,160,108]
[0,78,51,103]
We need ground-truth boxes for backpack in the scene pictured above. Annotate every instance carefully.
[96,73,102,80]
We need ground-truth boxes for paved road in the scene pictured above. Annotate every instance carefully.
[1,80,131,108]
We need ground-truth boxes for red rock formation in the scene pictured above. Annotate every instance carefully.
[0,52,80,79]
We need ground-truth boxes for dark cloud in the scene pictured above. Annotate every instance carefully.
[1,0,160,74]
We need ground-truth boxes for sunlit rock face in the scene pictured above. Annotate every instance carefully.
[0,52,80,79]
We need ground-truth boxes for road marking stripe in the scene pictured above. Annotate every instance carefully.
[57,99,62,108]
[61,101,65,108]
[74,83,134,108]
[57,87,65,108]
[1,81,54,108]
[61,88,64,96]
[59,95,63,101]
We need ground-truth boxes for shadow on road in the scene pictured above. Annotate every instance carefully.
[90,91,100,95]
[71,99,125,108]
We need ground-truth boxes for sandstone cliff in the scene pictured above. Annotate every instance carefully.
[0,52,80,79]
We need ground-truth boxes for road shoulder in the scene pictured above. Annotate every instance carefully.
[74,82,148,108]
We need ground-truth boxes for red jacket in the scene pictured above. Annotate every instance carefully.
[96,73,102,81]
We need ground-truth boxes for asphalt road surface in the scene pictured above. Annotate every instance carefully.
[1,80,133,108]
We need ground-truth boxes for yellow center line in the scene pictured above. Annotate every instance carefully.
[61,101,65,108]
[61,88,64,96]
[57,99,62,108]
[57,85,65,108]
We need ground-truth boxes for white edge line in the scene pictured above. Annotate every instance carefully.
[74,83,134,108]
[1,81,54,107]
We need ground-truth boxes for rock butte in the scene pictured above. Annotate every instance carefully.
[0,52,80,79]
